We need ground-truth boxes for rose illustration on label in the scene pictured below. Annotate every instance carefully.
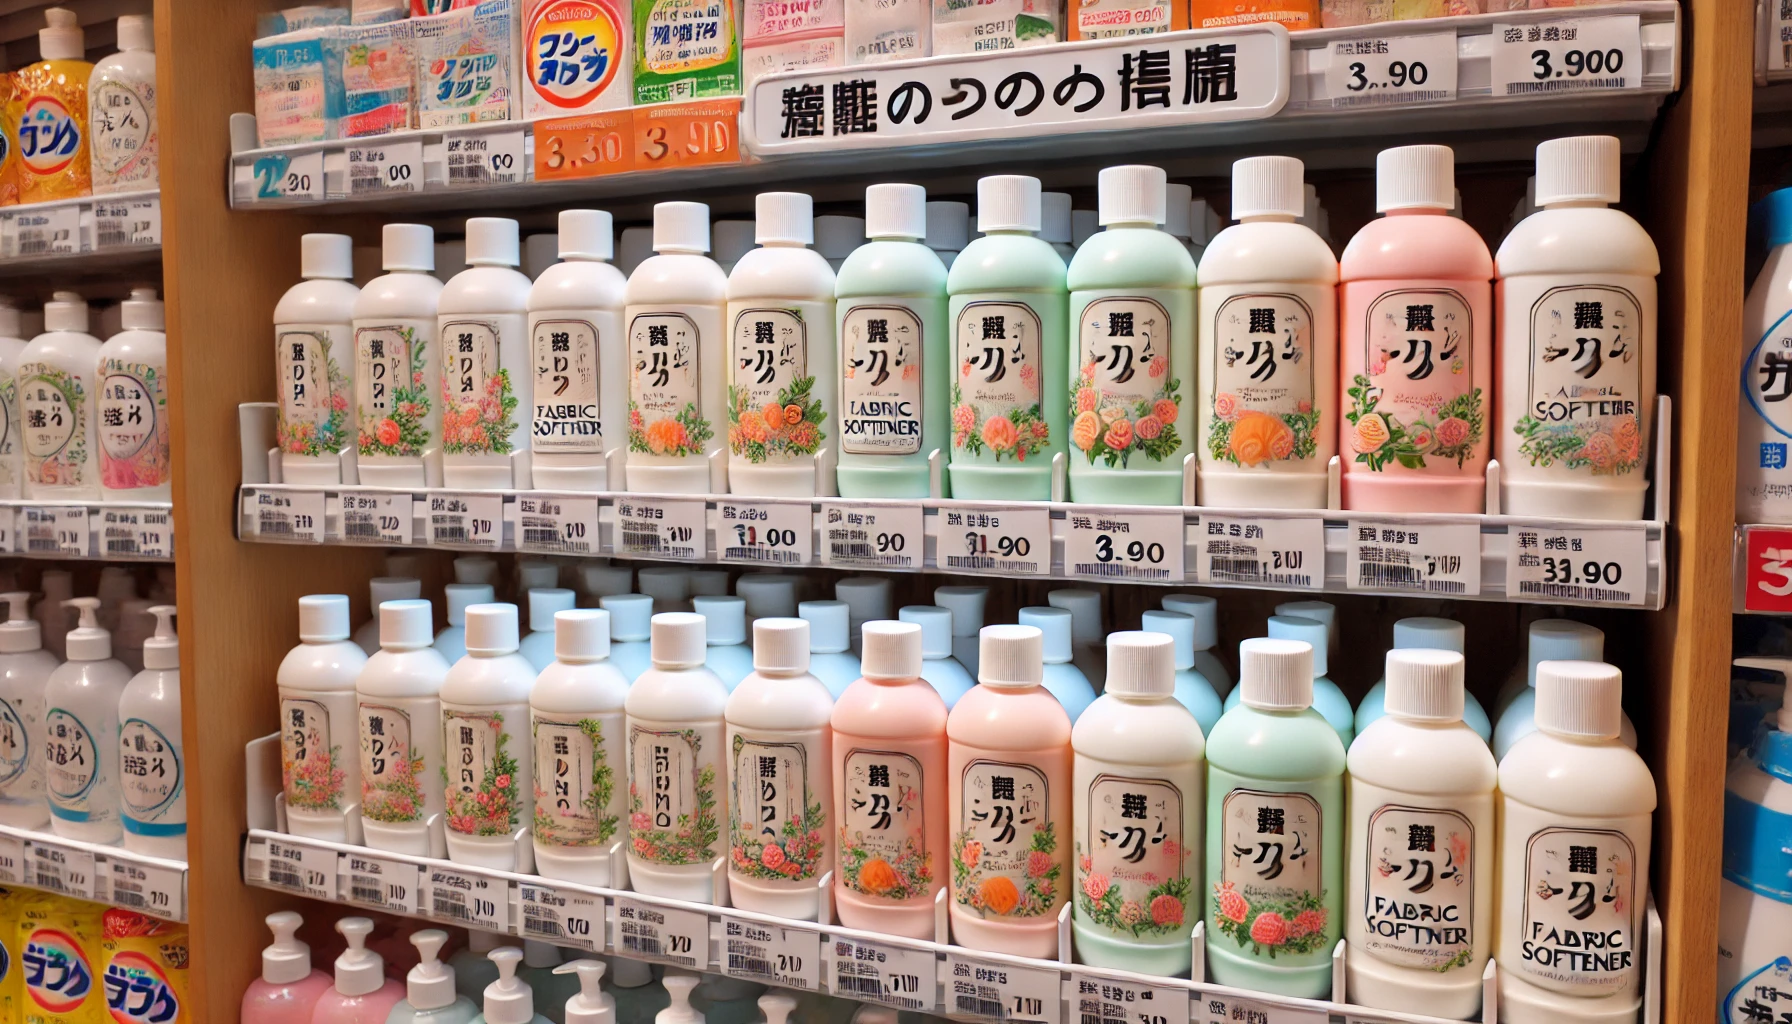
[1214,789,1330,957]
[357,326,431,458]
[728,734,826,881]
[533,716,619,847]
[952,301,1050,463]
[280,698,343,812]
[442,711,521,836]
[1347,290,1484,472]
[628,725,719,864]
[952,760,1060,918]
[628,312,714,458]
[440,322,520,456]
[1077,775,1191,937]
[275,332,349,459]
[98,362,168,490]
[839,748,932,899]
[1206,295,1320,467]
[360,704,425,824]
[19,364,89,487]
[1513,285,1646,477]
[729,308,823,464]
[1072,298,1182,468]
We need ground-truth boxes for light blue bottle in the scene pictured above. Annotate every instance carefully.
[637,566,693,614]
[579,564,634,605]
[1492,620,1635,761]
[470,947,551,1024]
[450,931,511,1004]
[520,589,577,671]
[835,576,892,656]
[899,605,975,707]
[1221,615,1351,748]
[1047,588,1108,691]
[1161,593,1232,698]
[386,930,478,1024]
[694,595,755,690]
[799,600,862,698]
[934,585,987,678]
[436,584,495,664]
[1017,606,1096,720]
[1140,609,1220,735]
[1353,617,1492,742]
[738,575,801,623]
[599,594,654,683]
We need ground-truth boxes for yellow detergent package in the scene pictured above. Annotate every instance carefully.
[0,74,19,207]
[0,886,24,1019]
[19,894,103,1024]
[11,8,94,203]
[100,909,188,1024]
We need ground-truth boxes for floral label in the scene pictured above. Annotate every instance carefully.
[954,759,1058,918]
[729,733,826,881]
[0,695,36,797]
[533,319,603,454]
[0,370,18,487]
[356,323,431,458]
[1071,297,1182,467]
[45,708,101,815]
[1363,805,1474,971]
[280,697,343,812]
[730,309,825,465]
[119,719,183,830]
[841,305,924,455]
[360,703,424,825]
[1724,956,1792,1024]
[1347,289,1483,472]
[628,312,713,458]
[1077,774,1189,937]
[443,710,521,836]
[629,724,720,865]
[91,79,156,186]
[840,748,932,899]
[441,320,520,456]
[1214,788,1329,957]
[952,301,1049,462]
[533,714,619,847]
[98,361,168,489]
[276,326,350,459]
[19,363,88,487]
[1207,294,1318,467]
[1516,285,1646,477]
[1517,826,1636,991]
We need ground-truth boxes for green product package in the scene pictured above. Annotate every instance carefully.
[633,0,741,104]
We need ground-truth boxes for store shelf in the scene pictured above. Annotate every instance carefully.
[0,190,160,278]
[0,822,186,921]
[0,500,173,561]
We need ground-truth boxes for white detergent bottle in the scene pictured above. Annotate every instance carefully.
[933,586,986,678]
[118,604,183,858]
[625,202,729,494]
[20,292,104,499]
[96,287,170,501]
[0,303,31,499]
[1139,609,1219,735]
[553,960,613,1024]
[88,13,156,194]
[43,596,130,842]
[1017,606,1096,721]
[798,600,860,698]
[1742,187,1792,522]
[1161,593,1232,697]
[441,604,537,871]
[1355,617,1491,743]
[530,609,629,887]
[473,948,550,1024]
[626,612,730,901]
[0,592,54,828]
[354,223,444,489]
[1718,684,1792,1018]
[601,594,654,682]
[1494,621,1637,760]
[695,595,755,691]
[440,218,534,490]
[280,594,369,842]
[356,577,423,655]
[528,210,626,494]
[435,584,496,665]
[899,605,974,708]
[276,236,360,486]
[387,929,478,1024]
[359,599,451,857]
[520,588,577,671]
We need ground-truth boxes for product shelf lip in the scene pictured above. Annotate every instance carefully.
[0,189,161,276]
[0,821,188,921]
[0,499,173,562]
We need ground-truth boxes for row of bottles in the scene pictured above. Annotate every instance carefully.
[0,889,189,1023]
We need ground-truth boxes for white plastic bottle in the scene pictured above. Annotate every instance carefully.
[440,218,533,490]
[20,291,104,499]
[600,594,654,683]
[1495,624,1637,761]
[554,960,614,1024]
[530,609,630,887]
[0,303,29,499]
[441,604,536,870]
[1718,685,1792,1019]
[43,596,131,842]
[1496,136,1659,520]
[276,236,360,486]
[626,612,730,902]
[726,192,838,498]
[1017,606,1096,721]
[1497,660,1655,1023]
[656,975,704,1024]
[1345,649,1495,1018]
[388,929,479,1024]
[625,202,729,494]
[354,223,444,489]
[118,604,183,858]
[358,599,451,858]
[725,617,834,919]
[87,13,156,194]
[1047,588,1108,694]
[435,583,495,665]
[520,588,576,671]
[95,287,169,501]
[1138,609,1219,735]
[0,592,55,828]
[474,948,550,1024]
[281,594,370,842]
[528,210,627,493]
[354,577,422,656]
[1742,189,1792,521]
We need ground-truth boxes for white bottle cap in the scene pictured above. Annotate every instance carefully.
[799,600,850,654]
[1162,183,1193,239]
[651,611,707,668]
[380,599,432,650]
[617,227,653,272]
[1535,660,1624,739]
[406,930,457,1010]
[1098,165,1167,226]
[1238,637,1313,711]
[466,218,521,267]
[529,588,576,632]
[464,603,520,655]
[1188,200,1214,245]
[42,291,86,333]
[1071,209,1099,245]
[978,625,1043,689]
[261,911,312,985]
[557,960,615,1024]
[713,220,757,264]
[299,594,351,642]
[836,577,891,625]
[1274,600,1336,653]
[925,201,970,248]
[1161,594,1218,651]
[609,956,653,987]
[933,586,986,638]
[332,917,386,997]
[1139,610,1195,671]
[1040,192,1072,244]
[297,234,353,283]
[1535,135,1620,206]
[383,224,435,272]
[759,993,798,1024]
[976,177,1041,234]
[482,947,536,1024]
[455,556,498,585]
[898,605,952,659]
[1392,616,1464,653]
[738,576,799,619]
[523,941,561,969]
[756,192,814,245]
[559,210,615,261]
[639,566,691,609]
[1016,607,1072,664]
[555,609,610,661]
[753,617,811,674]
[866,184,927,240]
[1231,156,1305,220]
[694,596,746,646]
[1377,145,1455,213]
[654,202,711,253]
[861,620,922,680]
[39,8,83,62]
[1526,619,1603,686]
[120,288,163,331]
[814,215,866,260]
[1047,589,1102,644]
[1105,631,1175,698]
[371,576,422,610]
[0,304,21,338]
[116,13,152,52]
[445,584,493,627]
[687,570,730,598]
[1267,615,1328,677]
[1385,648,1465,723]
[659,973,704,1024]
[581,565,634,599]
[0,593,40,653]
[600,594,653,642]
[517,560,559,592]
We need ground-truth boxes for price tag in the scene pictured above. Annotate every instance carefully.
[1345,519,1481,597]
[253,150,325,201]
[247,488,325,542]
[446,128,527,186]
[940,505,1050,575]
[1070,974,1188,1024]
[722,916,821,990]
[535,111,634,181]
[829,935,934,1010]
[344,852,421,916]
[347,138,424,195]
[614,496,706,560]
[100,507,171,559]
[1197,993,1325,1024]
[14,205,80,257]
[518,882,605,950]
[1196,515,1323,589]
[946,952,1060,1024]
[94,198,161,248]
[1321,32,1456,107]
[635,99,741,171]
[615,897,709,967]
[0,507,15,555]
[821,502,925,570]
[1491,15,1642,96]
[1065,509,1184,583]
[1506,524,1646,606]
[257,837,336,900]
[518,494,599,555]
[428,865,508,931]
[25,841,98,900]
[109,859,184,921]
[23,506,91,557]
[0,834,23,883]
[427,493,503,549]
[718,500,812,565]
[341,491,412,545]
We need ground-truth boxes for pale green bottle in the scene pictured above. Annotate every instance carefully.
[946,175,1067,500]
[836,183,949,498]
[1067,166,1198,505]
[1205,637,1345,999]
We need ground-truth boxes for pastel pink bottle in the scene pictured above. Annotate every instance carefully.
[1339,145,1493,512]
[946,624,1070,958]
[310,917,405,1024]
[241,911,333,1024]
[831,620,948,939]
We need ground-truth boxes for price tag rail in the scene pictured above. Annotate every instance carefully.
[0,822,187,921]
[0,499,174,562]
[0,189,161,275]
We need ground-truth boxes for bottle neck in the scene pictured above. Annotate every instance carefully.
[1105,220,1157,230]
[1384,207,1447,217]
[761,240,805,249]
[984,228,1032,237]
[1541,200,1611,211]
[1239,213,1296,224]
[868,234,920,243]
[656,247,706,256]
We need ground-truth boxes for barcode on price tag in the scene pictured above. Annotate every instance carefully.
[723,916,821,989]
[615,497,706,560]
[15,205,80,256]
[1198,994,1325,1024]
[946,953,1060,1024]
[0,508,13,554]
[345,852,421,915]
[1506,524,1645,605]
[259,838,335,900]
[23,506,90,556]
[428,866,508,930]
[0,834,22,883]
[1197,515,1322,588]
[1071,974,1188,1024]
[518,882,604,950]
[941,505,1050,575]
[445,129,526,185]
[247,489,325,542]
[1065,509,1184,582]
[719,500,811,565]
[341,491,412,545]
[518,494,599,554]
[1490,15,1642,96]
[109,860,184,920]
[1320,32,1456,108]
[1345,519,1481,596]
[616,897,708,968]
[428,493,502,548]
[348,139,423,194]
[821,502,924,570]
[26,842,97,900]
[102,507,172,558]
[829,935,934,1010]
[94,198,161,248]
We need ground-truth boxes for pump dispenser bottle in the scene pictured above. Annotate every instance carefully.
[243,911,333,1023]
[354,224,444,488]
[798,600,861,697]
[356,577,424,654]
[521,589,577,671]
[555,960,614,1024]
[313,917,405,1023]
[97,287,170,500]
[277,236,360,485]
[388,930,478,1024]
[899,605,975,708]
[43,596,130,841]
[470,947,549,1024]
[118,604,182,857]
[658,974,705,1024]
[20,291,104,498]
[14,8,91,202]
[439,218,533,489]
[436,584,496,664]
[1162,594,1232,696]
[1354,616,1491,742]
[1016,606,1096,721]
[529,210,627,493]
[531,609,629,886]
[281,594,369,842]
[441,604,537,870]
[1139,609,1220,735]
[0,304,29,498]
[0,591,54,827]
[358,599,451,857]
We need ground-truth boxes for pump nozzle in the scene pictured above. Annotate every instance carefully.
[484,947,537,1024]
[0,591,39,654]
[556,960,615,1024]
[758,993,798,1024]
[142,604,176,670]
[1735,657,1792,734]
[659,973,705,1024]
[332,917,385,997]
[261,911,313,985]
[405,929,459,1011]
[62,597,111,661]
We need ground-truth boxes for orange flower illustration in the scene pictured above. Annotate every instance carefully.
[1229,411,1291,466]
[978,876,1021,916]
[761,402,785,428]
[981,415,1019,452]
[783,403,804,426]
[1353,412,1390,453]
[1072,411,1102,452]
[859,858,900,894]
[646,418,691,454]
